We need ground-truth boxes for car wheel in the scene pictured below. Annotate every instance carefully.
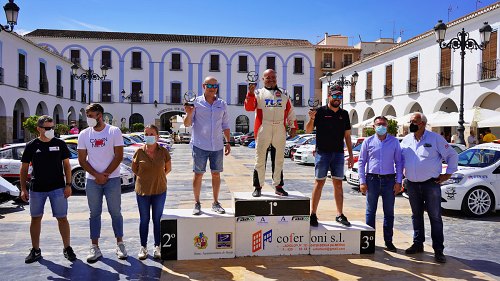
[461,186,494,217]
[71,168,87,192]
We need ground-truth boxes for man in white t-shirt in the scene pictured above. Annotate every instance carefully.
[77,103,126,263]
[450,132,458,143]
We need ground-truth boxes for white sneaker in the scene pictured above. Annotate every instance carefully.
[116,242,128,259]
[137,246,148,260]
[153,246,161,259]
[86,244,102,263]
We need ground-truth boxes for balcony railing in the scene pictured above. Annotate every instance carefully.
[343,61,353,67]
[39,80,49,93]
[131,60,142,69]
[19,73,29,89]
[101,59,112,68]
[170,62,182,71]
[407,79,419,93]
[0,67,4,83]
[321,61,335,69]
[70,89,76,100]
[102,93,112,102]
[384,84,392,96]
[71,57,81,65]
[365,89,372,100]
[350,93,355,103]
[131,92,142,103]
[437,70,452,87]
[478,59,499,81]
[56,85,63,97]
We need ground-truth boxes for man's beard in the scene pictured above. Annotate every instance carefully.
[329,100,340,108]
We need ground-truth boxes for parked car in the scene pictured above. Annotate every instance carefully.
[231,132,244,144]
[285,134,314,158]
[125,133,172,150]
[290,136,316,160]
[239,131,254,145]
[293,138,317,165]
[179,133,191,144]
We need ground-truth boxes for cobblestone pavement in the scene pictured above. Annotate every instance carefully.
[0,144,498,281]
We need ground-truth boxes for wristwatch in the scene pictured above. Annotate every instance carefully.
[65,183,71,187]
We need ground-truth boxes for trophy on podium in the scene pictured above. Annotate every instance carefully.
[308,98,320,111]
[246,71,259,86]
[184,90,197,107]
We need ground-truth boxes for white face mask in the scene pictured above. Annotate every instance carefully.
[87,117,97,128]
[144,136,156,145]
[44,129,55,140]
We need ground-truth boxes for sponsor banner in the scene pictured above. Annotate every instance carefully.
[309,221,375,255]
[233,191,310,217]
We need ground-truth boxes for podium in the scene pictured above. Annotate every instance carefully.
[310,221,375,255]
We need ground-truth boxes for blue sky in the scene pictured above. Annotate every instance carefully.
[11,0,498,44]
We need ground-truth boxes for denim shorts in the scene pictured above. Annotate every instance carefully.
[29,188,68,218]
[314,150,345,180]
[192,145,223,173]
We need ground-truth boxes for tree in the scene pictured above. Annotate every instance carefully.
[120,126,130,134]
[55,124,70,136]
[364,127,375,137]
[387,119,398,136]
[22,115,40,137]
[131,123,144,132]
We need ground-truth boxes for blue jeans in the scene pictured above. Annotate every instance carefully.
[407,179,444,251]
[136,191,167,247]
[365,175,395,243]
[192,145,224,173]
[314,150,344,180]
[86,177,123,240]
[29,188,68,218]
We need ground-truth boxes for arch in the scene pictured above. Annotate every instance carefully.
[473,92,500,111]
[229,50,258,66]
[0,95,5,116]
[67,106,77,124]
[35,102,47,116]
[159,111,185,132]
[363,107,375,121]
[103,112,114,125]
[436,98,458,113]
[235,115,250,134]
[160,48,192,64]
[404,101,423,115]
[79,108,86,127]
[257,51,285,68]
[349,109,359,136]
[60,44,91,61]
[121,46,153,62]
[53,104,64,124]
[13,98,30,142]
[159,48,193,103]
[90,45,122,62]
[37,43,59,54]
[129,113,144,128]
[382,104,397,117]
[284,52,313,68]
[198,49,230,100]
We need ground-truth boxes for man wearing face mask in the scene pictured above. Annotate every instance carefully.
[184,76,231,216]
[400,112,458,263]
[246,69,297,197]
[358,116,403,253]
[20,115,76,263]
[77,103,126,263]
[306,84,353,227]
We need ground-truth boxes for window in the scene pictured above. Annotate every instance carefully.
[408,57,419,93]
[171,53,181,70]
[385,65,393,96]
[439,48,451,87]
[322,53,333,68]
[365,71,372,100]
[18,53,27,88]
[210,54,220,71]
[132,52,141,69]
[266,56,275,70]
[70,75,75,100]
[81,79,86,102]
[70,50,80,65]
[343,54,353,67]
[102,50,112,68]
[171,83,181,103]
[238,55,248,72]
[131,82,142,102]
[480,30,497,80]
[350,78,356,103]
[238,84,247,105]
[293,86,302,107]
[102,81,111,102]
[235,115,250,133]
[39,62,48,93]
[56,68,63,97]
[294,57,303,74]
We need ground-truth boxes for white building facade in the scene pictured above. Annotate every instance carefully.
[320,3,500,138]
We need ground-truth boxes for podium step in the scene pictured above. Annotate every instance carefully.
[233,191,310,217]
[310,221,375,255]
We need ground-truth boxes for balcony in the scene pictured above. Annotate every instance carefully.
[384,84,392,96]
[437,70,452,87]
[365,89,372,100]
[131,92,142,103]
[39,80,49,94]
[478,59,499,81]
[350,93,355,103]
[407,79,419,93]
[131,60,142,69]
[18,73,29,89]
[56,85,63,97]
[101,93,112,102]
[170,62,182,71]
[70,89,76,100]
[321,61,335,69]
[0,67,4,83]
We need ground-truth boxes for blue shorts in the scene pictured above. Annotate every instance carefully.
[29,188,68,218]
[315,150,345,180]
[192,146,223,174]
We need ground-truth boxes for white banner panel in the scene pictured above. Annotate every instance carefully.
[309,221,375,255]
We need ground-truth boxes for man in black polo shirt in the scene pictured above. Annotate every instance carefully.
[20,115,76,263]
[305,85,354,227]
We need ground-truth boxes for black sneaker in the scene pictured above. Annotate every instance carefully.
[252,187,262,197]
[385,242,397,253]
[64,246,77,261]
[434,250,447,263]
[25,248,42,264]
[275,186,288,196]
[310,213,319,227]
[405,243,424,254]
[335,214,351,227]
[192,202,201,215]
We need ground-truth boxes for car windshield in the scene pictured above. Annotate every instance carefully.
[458,148,500,168]
[287,135,301,142]
[129,135,144,143]
[353,143,362,152]
[297,137,312,145]
[68,148,78,159]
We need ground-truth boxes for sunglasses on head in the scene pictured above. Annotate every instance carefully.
[39,126,54,130]
[205,84,219,89]
[330,94,343,99]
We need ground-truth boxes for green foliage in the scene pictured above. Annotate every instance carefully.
[387,119,398,136]
[364,127,375,137]
[22,115,40,136]
[296,129,305,134]
[120,126,130,134]
[131,123,145,132]
[55,124,70,136]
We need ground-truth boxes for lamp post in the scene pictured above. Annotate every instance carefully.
[71,64,108,105]
[121,89,143,129]
[434,20,492,145]
[324,71,359,108]
[0,0,19,33]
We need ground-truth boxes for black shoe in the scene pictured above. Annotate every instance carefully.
[25,248,42,264]
[275,186,288,196]
[252,187,262,197]
[405,243,424,254]
[335,214,351,227]
[385,242,397,253]
[310,213,319,227]
[64,246,77,261]
[434,250,447,263]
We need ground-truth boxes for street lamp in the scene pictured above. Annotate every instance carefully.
[324,71,359,108]
[0,0,19,33]
[71,64,108,105]
[434,20,492,145]
[121,89,143,129]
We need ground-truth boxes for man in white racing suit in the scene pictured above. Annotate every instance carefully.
[245,69,297,197]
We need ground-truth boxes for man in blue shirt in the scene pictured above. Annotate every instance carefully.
[184,76,231,215]
[400,112,458,263]
[359,116,403,253]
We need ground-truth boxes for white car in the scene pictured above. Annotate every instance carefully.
[345,161,360,186]
[441,143,500,217]
[293,141,316,165]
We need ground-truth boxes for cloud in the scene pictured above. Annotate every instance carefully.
[64,18,113,32]
[14,29,32,36]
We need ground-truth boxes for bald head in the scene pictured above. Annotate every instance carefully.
[263,69,277,88]
[204,76,218,84]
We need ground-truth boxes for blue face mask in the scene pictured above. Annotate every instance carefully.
[375,125,387,136]
[144,136,156,145]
